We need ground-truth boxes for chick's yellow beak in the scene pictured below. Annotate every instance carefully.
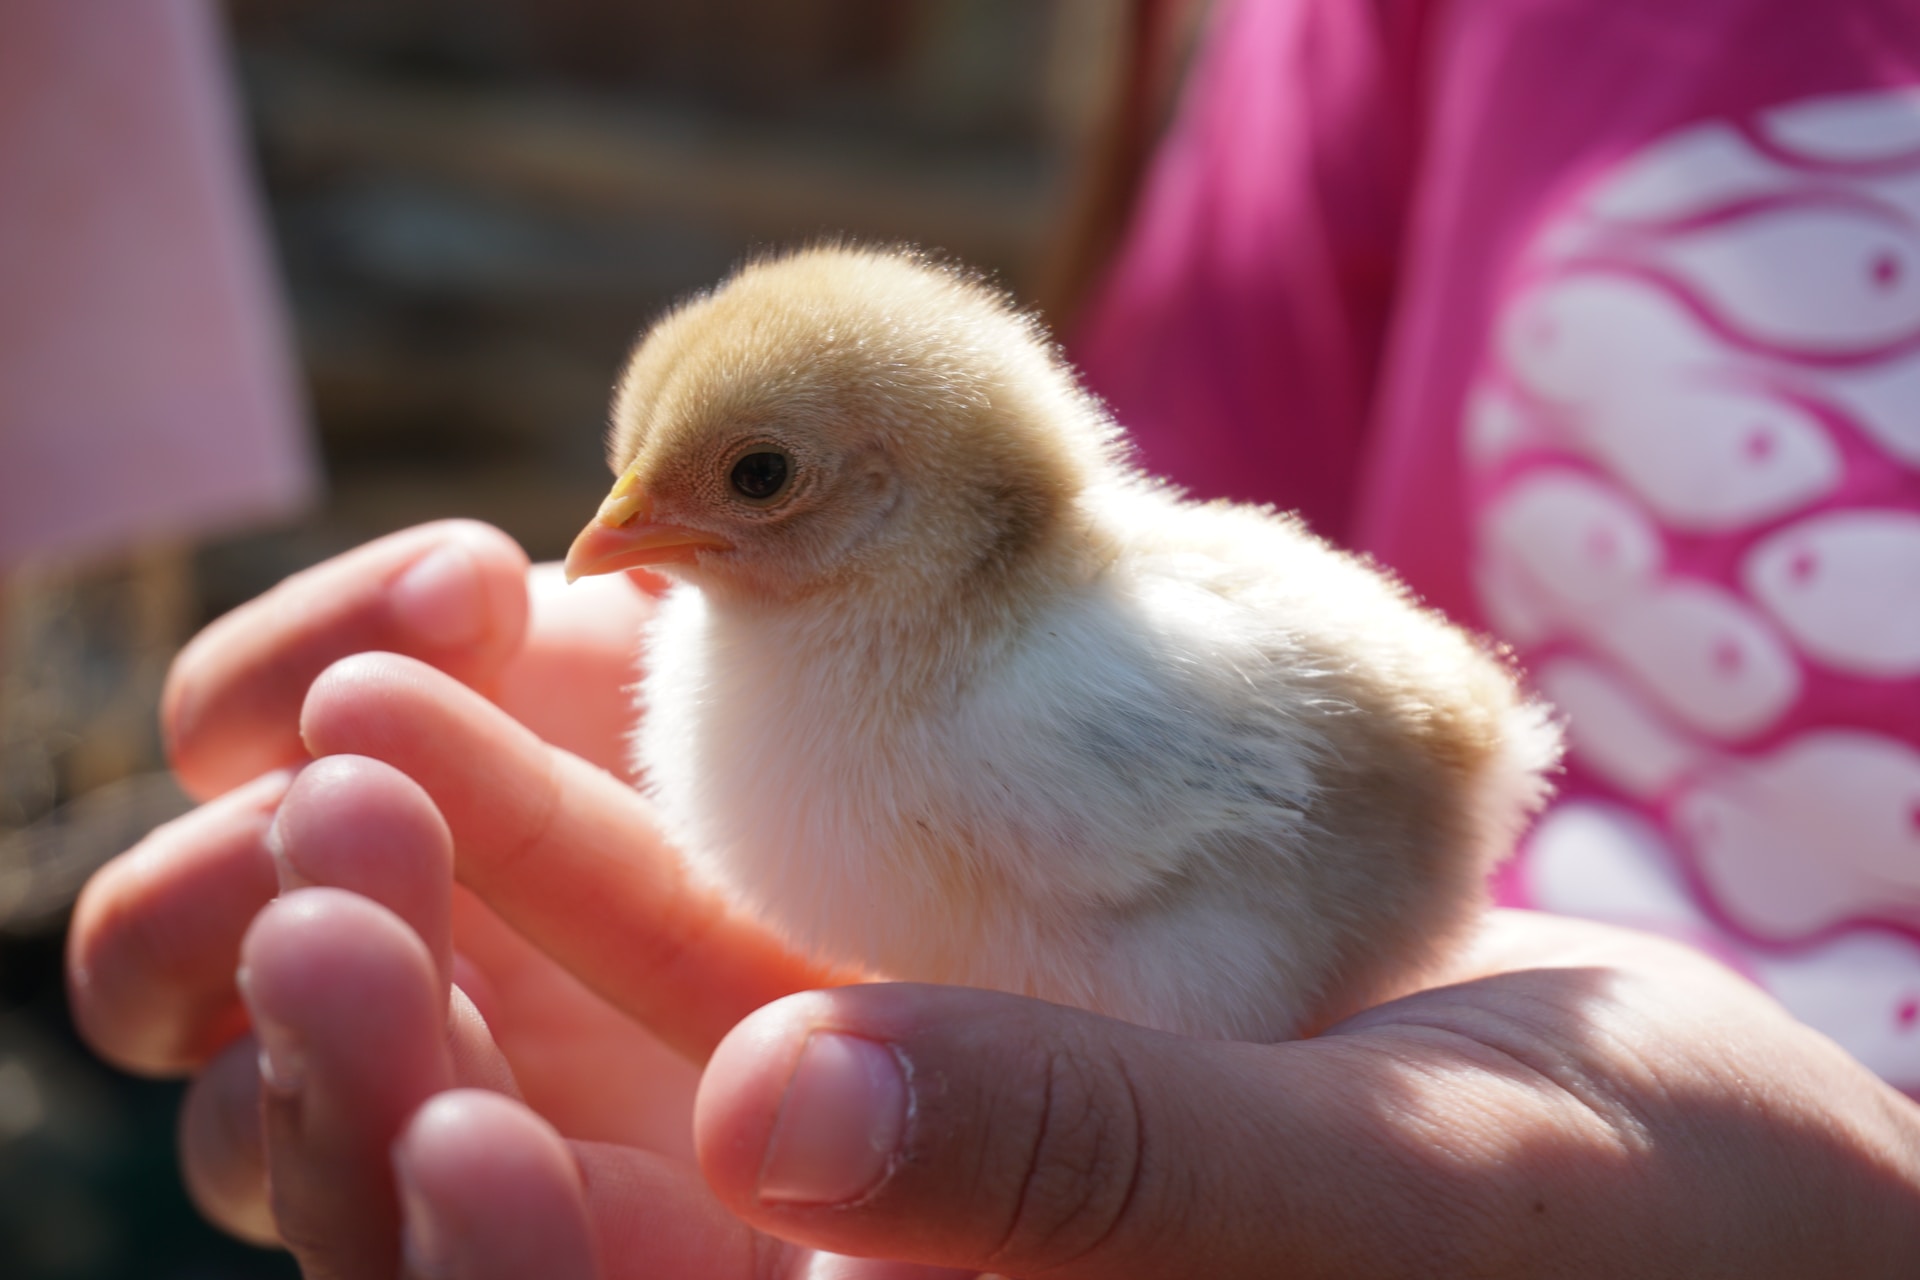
[565,470,731,582]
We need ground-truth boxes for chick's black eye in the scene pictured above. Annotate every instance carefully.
[729,450,790,501]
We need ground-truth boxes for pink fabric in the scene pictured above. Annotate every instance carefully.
[0,0,314,570]
[1075,0,1920,1088]
[1072,0,1414,542]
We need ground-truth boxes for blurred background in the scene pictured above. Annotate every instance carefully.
[0,1,1205,1275]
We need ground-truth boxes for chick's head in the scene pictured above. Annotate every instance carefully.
[566,246,1120,604]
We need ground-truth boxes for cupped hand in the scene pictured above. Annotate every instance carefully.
[218,754,957,1279]
[693,909,1920,1278]
[151,730,1920,1278]
[66,521,834,1252]
[66,520,1920,1277]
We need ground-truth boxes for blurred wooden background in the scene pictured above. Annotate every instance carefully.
[229,0,1123,566]
[1,0,1132,933]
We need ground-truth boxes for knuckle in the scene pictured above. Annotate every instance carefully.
[986,1038,1149,1273]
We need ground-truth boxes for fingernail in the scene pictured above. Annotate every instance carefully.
[262,805,314,893]
[396,1164,452,1280]
[236,966,306,1094]
[391,541,486,649]
[757,1032,908,1207]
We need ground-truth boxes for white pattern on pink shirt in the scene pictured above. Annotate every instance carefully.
[1469,89,1920,1089]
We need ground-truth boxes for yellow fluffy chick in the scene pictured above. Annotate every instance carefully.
[566,245,1560,1042]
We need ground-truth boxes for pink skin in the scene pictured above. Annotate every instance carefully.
[66,521,1920,1278]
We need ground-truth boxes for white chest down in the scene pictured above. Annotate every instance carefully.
[633,536,1539,1044]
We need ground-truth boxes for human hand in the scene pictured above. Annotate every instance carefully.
[66,521,835,1251]
[698,907,1920,1277]
[118,638,1920,1276]
[69,521,1920,1277]
[180,723,1920,1278]
[216,749,959,1279]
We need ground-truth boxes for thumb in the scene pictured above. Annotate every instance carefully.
[693,983,1487,1279]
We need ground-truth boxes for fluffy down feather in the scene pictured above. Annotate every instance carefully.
[567,245,1561,1041]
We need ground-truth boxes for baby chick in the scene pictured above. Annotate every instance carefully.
[566,246,1560,1041]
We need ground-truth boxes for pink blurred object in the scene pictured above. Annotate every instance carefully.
[0,0,315,570]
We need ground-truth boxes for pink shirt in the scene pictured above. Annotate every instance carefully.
[1075,0,1920,1088]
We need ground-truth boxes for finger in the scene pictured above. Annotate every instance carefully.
[174,998,520,1258]
[94,743,689,1154]
[495,565,656,778]
[269,755,456,989]
[67,770,290,1075]
[578,1144,970,1280]
[301,652,844,1062]
[447,983,524,1099]
[165,521,531,800]
[693,983,1603,1279]
[395,1092,807,1280]
[446,890,700,1158]
[179,1033,277,1246]
[397,1102,971,1279]
[393,1091,598,1280]
[240,888,458,1279]
[269,755,521,1098]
